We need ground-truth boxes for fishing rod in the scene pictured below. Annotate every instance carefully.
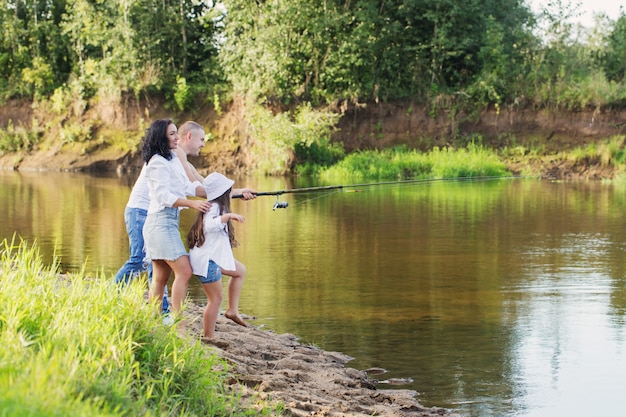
[232,175,518,210]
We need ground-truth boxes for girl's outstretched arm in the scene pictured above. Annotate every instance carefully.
[222,213,245,223]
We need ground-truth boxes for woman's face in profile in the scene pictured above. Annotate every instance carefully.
[167,123,179,149]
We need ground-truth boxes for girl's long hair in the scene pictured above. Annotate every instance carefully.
[187,187,239,249]
[141,118,173,164]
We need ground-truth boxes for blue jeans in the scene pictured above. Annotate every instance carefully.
[114,206,169,313]
[197,260,222,284]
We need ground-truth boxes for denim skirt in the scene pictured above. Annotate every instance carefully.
[143,207,188,261]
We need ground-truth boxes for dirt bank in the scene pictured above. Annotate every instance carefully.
[181,303,461,417]
[334,101,626,153]
[1,98,626,180]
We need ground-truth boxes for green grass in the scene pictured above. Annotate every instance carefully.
[567,135,626,166]
[0,236,280,417]
[318,143,510,182]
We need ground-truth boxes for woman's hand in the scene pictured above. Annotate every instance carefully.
[189,199,212,213]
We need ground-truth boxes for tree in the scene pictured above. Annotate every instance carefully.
[219,0,536,104]
[129,0,220,94]
[0,0,70,99]
[603,12,626,83]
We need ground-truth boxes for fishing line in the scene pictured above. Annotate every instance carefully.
[233,175,519,210]
[288,189,344,208]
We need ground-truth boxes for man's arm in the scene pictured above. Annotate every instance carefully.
[173,147,204,182]
[187,162,204,183]
[232,188,257,200]
[173,147,206,197]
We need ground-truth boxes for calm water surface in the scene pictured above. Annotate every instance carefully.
[1,170,625,417]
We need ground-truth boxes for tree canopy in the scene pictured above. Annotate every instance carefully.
[1,0,625,110]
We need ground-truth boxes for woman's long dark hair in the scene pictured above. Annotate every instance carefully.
[187,187,239,249]
[141,118,174,164]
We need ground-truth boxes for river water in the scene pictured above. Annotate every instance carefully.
[1,170,625,416]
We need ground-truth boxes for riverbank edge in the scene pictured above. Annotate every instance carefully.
[2,145,623,182]
[181,301,463,417]
[2,97,626,181]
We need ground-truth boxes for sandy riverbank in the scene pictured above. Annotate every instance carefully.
[180,302,462,417]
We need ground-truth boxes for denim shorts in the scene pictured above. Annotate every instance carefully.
[197,260,222,284]
[143,207,188,261]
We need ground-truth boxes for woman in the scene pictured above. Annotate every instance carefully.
[141,118,211,319]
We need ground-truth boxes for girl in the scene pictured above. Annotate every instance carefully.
[188,172,247,339]
[141,119,211,319]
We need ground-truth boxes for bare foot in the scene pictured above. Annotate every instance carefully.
[224,311,248,327]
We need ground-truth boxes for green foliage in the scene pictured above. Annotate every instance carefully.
[220,0,535,104]
[514,1,626,110]
[0,0,69,100]
[0,119,42,153]
[49,87,72,115]
[174,76,192,111]
[292,103,344,174]
[320,147,430,182]
[21,57,54,99]
[100,128,143,153]
[294,141,345,176]
[60,121,94,144]
[1,0,626,141]
[319,143,509,182]
[0,0,223,109]
[603,13,626,83]
[247,101,341,175]
[569,135,626,166]
[428,143,510,178]
[0,237,279,416]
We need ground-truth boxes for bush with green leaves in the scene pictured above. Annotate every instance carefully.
[174,76,193,111]
[0,120,42,153]
[247,101,340,175]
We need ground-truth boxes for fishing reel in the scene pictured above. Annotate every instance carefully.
[272,197,289,211]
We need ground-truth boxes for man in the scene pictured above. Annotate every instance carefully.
[174,121,256,327]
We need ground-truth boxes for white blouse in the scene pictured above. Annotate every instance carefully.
[145,152,201,214]
[126,164,150,210]
[189,203,236,274]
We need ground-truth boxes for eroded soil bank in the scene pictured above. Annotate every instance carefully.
[1,98,625,180]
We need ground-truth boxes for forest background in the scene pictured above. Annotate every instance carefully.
[1,0,626,180]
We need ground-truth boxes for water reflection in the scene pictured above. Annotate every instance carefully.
[1,171,626,416]
[1,170,130,275]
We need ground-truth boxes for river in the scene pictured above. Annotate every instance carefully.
[1,170,625,417]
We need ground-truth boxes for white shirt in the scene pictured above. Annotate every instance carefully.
[145,152,201,214]
[189,203,236,274]
[126,164,150,210]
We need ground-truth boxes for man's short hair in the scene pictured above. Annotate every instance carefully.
[179,121,204,139]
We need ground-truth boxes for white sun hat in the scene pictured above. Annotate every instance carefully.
[203,172,235,201]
